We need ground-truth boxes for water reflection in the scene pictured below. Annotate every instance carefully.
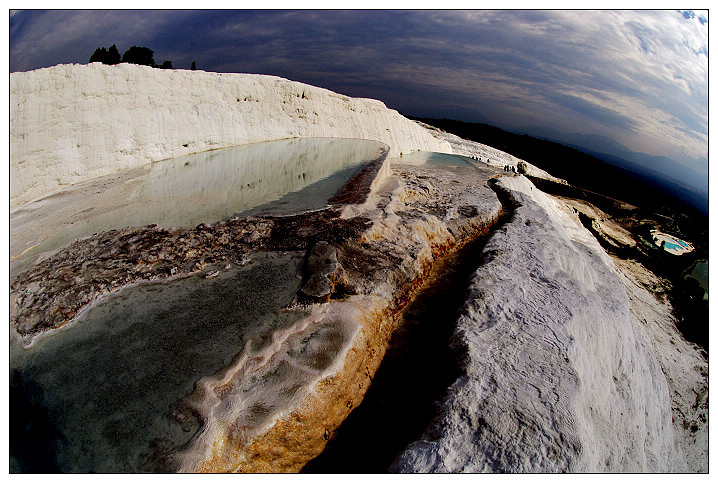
[10,138,385,278]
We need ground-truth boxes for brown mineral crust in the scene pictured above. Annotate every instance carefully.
[192,295,400,473]
[299,241,345,303]
[266,208,372,251]
[192,215,502,473]
[10,202,380,338]
[328,154,387,206]
[9,219,240,335]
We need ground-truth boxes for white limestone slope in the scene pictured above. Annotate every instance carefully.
[392,175,683,472]
[416,121,563,182]
[10,63,449,207]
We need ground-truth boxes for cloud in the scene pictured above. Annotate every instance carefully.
[9,9,708,179]
[10,10,193,71]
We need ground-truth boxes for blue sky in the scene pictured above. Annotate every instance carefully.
[9,9,708,194]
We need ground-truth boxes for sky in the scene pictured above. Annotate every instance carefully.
[8,9,709,195]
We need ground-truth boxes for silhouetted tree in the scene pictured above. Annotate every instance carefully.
[89,44,122,65]
[122,46,156,67]
[89,47,108,63]
[106,44,121,64]
[89,44,175,69]
[191,60,196,71]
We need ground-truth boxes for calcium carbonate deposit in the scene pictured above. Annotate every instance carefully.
[10,63,448,207]
[391,176,687,472]
[9,63,707,473]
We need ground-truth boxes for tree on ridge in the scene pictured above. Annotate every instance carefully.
[121,46,156,67]
[88,47,108,63]
[89,44,178,69]
[106,44,121,64]
[88,44,122,65]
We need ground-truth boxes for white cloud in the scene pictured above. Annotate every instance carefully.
[418,10,708,163]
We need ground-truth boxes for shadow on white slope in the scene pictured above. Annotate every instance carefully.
[392,175,680,472]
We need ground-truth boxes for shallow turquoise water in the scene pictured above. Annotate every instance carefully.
[396,151,475,167]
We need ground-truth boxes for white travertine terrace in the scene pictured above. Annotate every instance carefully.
[392,175,707,472]
[10,63,449,207]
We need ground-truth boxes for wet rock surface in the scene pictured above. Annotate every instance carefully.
[10,154,504,473]
[10,211,370,341]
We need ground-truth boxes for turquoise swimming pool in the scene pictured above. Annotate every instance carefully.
[663,240,683,251]
[652,231,693,255]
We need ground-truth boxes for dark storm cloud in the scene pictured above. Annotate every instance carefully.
[9,9,708,179]
[9,10,194,71]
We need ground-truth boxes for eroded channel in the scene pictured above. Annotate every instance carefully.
[302,180,512,473]
[10,146,510,473]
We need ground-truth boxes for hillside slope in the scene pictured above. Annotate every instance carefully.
[10,63,449,207]
[391,175,706,472]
